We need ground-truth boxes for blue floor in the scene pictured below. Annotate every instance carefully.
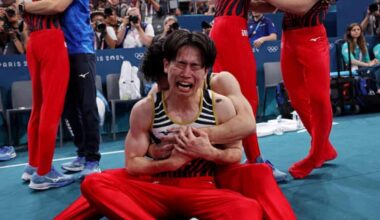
[0,113,380,219]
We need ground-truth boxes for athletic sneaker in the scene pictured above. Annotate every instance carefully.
[79,161,101,179]
[0,146,16,161]
[61,157,85,172]
[21,164,37,182]
[29,166,75,190]
[256,156,288,182]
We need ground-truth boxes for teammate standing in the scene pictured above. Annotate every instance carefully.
[263,0,338,178]
[210,0,286,181]
[19,0,74,190]
[20,0,102,178]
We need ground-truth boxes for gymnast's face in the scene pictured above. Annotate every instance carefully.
[164,46,206,97]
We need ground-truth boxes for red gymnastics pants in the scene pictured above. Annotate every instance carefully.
[78,169,262,220]
[281,25,336,177]
[210,16,260,163]
[55,165,294,220]
[215,164,296,220]
[26,29,69,175]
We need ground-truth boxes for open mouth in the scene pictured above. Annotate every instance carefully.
[176,81,193,92]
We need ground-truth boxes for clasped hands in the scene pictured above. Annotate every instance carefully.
[150,126,215,162]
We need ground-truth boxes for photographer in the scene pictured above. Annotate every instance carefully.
[91,11,117,49]
[116,7,154,48]
[153,15,178,41]
[361,0,380,36]
[136,0,174,34]
[104,7,122,33]
[0,6,26,55]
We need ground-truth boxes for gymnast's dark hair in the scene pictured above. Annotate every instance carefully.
[163,29,216,69]
[140,37,166,82]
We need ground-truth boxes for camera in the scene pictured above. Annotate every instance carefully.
[96,21,106,33]
[129,15,139,24]
[169,22,179,31]
[167,22,179,35]
[0,16,14,33]
[369,3,379,14]
[104,7,113,17]
[5,8,16,18]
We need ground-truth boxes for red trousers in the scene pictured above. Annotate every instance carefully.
[281,25,334,161]
[26,29,69,175]
[55,164,295,220]
[210,16,260,163]
[81,169,262,220]
[216,164,296,220]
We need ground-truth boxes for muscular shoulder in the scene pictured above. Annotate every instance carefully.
[129,95,155,131]
[213,92,237,125]
[210,71,242,96]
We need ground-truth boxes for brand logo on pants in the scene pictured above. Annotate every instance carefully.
[309,37,321,42]
[79,72,90,78]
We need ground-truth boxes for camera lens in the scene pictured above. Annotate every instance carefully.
[5,8,16,17]
[170,22,179,31]
[96,21,106,32]
[129,15,139,24]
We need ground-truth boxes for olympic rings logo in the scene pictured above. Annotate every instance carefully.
[134,53,145,60]
[266,46,279,53]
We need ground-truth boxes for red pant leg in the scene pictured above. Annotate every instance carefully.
[26,36,42,169]
[55,169,129,220]
[81,169,262,219]
[81,170,169,219]
[210,16,260,163]
[216,164,296,220]
[281,25,335,160]
[180,187,263,220]
[54,196,100,220]
[27,29,69,175]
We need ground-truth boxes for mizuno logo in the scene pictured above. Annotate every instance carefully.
[45,175,63,183]
[310,37,321,42]
[79,72,90,78]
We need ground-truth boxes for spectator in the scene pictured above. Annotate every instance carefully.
[104,7,122,33]
[361,0,380,36]
[153,15,178,40]
[137,0,171,34]
[96,0,108,11]
[248,11,277,48]
[0,6,26,55]
[196,1,209,14]
[201,20,212,35]
[117,7,154,48]
[91,11,117,49]
[204,0,215,15]
[371,35,380,94]
[342,23,379,70]
[178,1,191,15]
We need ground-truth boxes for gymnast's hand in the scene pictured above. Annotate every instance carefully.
[175,127,215,160]
[148,142,174,160]
[168,147,194,170]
